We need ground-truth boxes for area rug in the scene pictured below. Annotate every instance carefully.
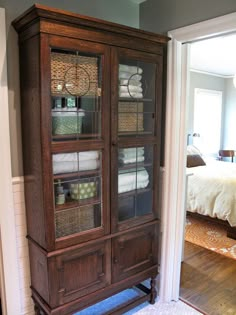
[185,216,236,260]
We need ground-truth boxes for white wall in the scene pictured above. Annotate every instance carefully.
[187,71,226,148]
[12,179,34,315]
[223,78,236,148]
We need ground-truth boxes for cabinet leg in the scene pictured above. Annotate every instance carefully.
[150,277,157,304]
[33,297,45,315]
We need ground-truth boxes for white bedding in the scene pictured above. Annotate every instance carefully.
[187,160,236,227]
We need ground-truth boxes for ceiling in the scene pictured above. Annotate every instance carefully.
[190,33,236,77]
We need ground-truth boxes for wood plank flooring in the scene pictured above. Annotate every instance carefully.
[180,241,236,315]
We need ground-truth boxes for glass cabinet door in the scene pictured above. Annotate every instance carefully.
[50,48,102,141]
[112,50,162,231]
[117,145,154,222]
[118,58,157,137]
[52,150,103,239]
[48,41,109,243]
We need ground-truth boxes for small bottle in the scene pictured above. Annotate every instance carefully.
[56,180,65,205]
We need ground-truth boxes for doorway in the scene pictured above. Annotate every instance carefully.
[160,11,236,303]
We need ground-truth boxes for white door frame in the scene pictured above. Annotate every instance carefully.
[0,8,21,315]
[160,12,236,302]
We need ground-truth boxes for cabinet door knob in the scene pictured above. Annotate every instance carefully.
[113,257,118,264]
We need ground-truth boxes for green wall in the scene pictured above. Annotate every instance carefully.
[1,0,139,176]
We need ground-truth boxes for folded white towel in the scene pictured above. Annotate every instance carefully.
[119,147,144,155]
[119,72,142,81]
[119,64,143,74]
[118,179,149,194]
[53,159,100,174]
[53,151,99,162]
[119,85,143,93]
[119,156,145,164]
[119,92,143,99]
[119,150,144,160]
[118,168,149,186]
[120,79,142,87]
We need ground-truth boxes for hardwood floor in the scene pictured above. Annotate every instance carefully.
[180,241,236,315]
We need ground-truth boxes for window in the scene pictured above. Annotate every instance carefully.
[193,88,222,156]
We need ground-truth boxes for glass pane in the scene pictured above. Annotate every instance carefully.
[52,150,102,238]
[51,49,102,141]
[118,59,156,137]
[118,145,153,222]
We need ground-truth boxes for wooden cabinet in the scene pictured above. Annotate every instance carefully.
[13,4,169,315]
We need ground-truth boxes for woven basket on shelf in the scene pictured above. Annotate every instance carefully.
[51,52,98,96]
[52,115,83,135]
[55,205,95,238]
[118,102,144,132]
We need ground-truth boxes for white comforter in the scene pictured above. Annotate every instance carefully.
[187,160,236,227]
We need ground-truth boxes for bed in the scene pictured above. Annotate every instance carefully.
[186,146,236,239]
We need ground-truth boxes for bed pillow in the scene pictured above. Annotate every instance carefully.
[187,154,206,168]
[187,145,202,156]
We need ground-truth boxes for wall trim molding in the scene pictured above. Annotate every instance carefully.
[12,176,24,185]
[161,11,236,302]
[0,8,22,314]
[190,68,234,79]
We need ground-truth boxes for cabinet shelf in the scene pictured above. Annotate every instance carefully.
[119,97,153,102]
[52,133,100,141]
[51,94,101,99]
[118,162,152,171]
[118,131,152,136]
[53,169,100,180]
[119,187,151,198]
[55,196,101,212]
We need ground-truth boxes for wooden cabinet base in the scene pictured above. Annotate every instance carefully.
[31,272,158,315]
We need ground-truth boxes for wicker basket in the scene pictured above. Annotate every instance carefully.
[51,52,98,96]
[52,112,84,135]
[118,102,144,132]
[55,205,94,238]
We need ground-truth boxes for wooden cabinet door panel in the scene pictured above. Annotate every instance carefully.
[50,241,111,306]
[112,225,158,282]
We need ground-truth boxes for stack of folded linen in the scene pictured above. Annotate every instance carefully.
[119,147,144,164]
[119,64,143,99]
[53,151,100,174]
[118,167,149,194]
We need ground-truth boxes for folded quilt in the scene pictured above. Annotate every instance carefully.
[119,72,142,81]
[118,168,149,186]
[53,151,99,162]
[119,85,143,93]
[119,92,143,99]
[119,64,143,74]
[120,79,142,87]
[53,159,99,174]
[118,179,149,194]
